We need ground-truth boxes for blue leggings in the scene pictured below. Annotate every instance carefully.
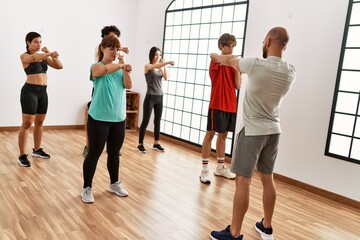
[83,115,125,188]
[138,94,163,144]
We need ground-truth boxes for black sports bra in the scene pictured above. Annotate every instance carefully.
[24,61,48,75]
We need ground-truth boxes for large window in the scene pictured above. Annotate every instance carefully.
[161,0,248,155]
[326,0,360,164]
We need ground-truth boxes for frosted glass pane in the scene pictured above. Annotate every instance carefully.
[196,55,208,69]
[198,39,209,54]
[221,22,233,35]
[182,10,192,25]
[180,39,189,51]
[174,110,182,124]
[209,23,221,38]
[183,112,191,126]
[190,25,200,39]
[167,95,175,108]
[196,70,206,84]
[354,117,360,137]
[212,7,222,22]
[184,84,194,98]
[226,138,232,154]
[177,68,186,82]
[183,0,193,8]
[184,98,193,112]
[162,81,169,93]
[173,124,181,138]
[165,121,173,135]
[190,129,200,143]
[202,101,209,115]
[166,108,174,121]
[189,40,199,53]
[172,40,180,53]
[213,0,224,5]
[343,49,360,70]
[329,134,351,157]
[350,139,360,160]
[199,24,210,38]
[201,8,211,22]
[212,134,217,149]
[160,120,165,132]
[201,116,208,129]
[346,26,360,48]
[187,55,197,69]
[223,6,234,21]
[168,67,177,81]
[192,114,201,129]
[194,85,205,99]
[178,54,188,68]
[166,13,174,25]
[332,113,355,136]
[181,126,190,140]
[233,22,245,38]
[176,82,185,96]
[186,69,196,83]
[165,27,173,39]
[170,54,179,67]
[350,3,360,24]
[175,96,184,109]
[335,92,358,114]
[234,4,247,21]
[233,39,243,55]
[339,71,360,92]
[204,86,212,101]
[193,99,203,112]
[174,12,183,25]
[199,131,206,144]
[168,81,176,95]
[209,39,218,52]
[192,9,201,24]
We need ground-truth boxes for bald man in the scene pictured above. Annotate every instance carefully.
[209,27,296,240]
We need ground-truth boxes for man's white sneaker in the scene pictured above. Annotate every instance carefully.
[214,167,236,179]
[108,181,128,197]
[81,187,94,203]
[199,169,211,184]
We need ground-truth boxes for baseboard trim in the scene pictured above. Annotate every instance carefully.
[273,173,359,209]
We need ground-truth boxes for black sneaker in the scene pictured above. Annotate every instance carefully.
[210,225,243,240]
[31,148,50,159]
[18,154,31,167]
[255,218,273,240]
[137,144,147,153]
[152,144,164,151]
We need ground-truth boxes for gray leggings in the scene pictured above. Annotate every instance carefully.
[138,94,163,144]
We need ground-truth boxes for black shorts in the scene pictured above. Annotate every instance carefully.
[20,83,48,115]
[206,108,236,133]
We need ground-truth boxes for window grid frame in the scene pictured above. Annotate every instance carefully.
[325,0,360,164]
[161,0,249,156]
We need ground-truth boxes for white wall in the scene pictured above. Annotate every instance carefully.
[1,0,359,201]
[0,0,137,126]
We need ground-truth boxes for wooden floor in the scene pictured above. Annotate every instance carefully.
[0,129,359,240]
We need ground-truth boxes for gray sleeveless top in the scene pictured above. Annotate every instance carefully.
[145,69,163,95]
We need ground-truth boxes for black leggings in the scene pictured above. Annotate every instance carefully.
[138,94,163,144]
[83,115,125,188]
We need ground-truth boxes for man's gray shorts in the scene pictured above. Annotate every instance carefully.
[231,128,280,177]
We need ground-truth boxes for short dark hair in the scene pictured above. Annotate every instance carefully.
[218,33,237,50]
[149,46,161,63]
[101,25,120,38]
[25,32,41,52]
